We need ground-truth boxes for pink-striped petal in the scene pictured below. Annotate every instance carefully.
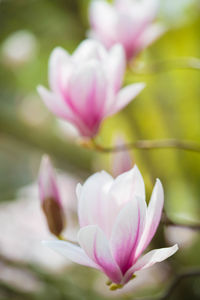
[123,244,178,284]
[37,85,74,121]
[135,179,164,259]
[68,61,106,123]
[38,85,92,136]
[78,225,122,283]
[43,240,99,269]
[108,83,145,116]
[110,196,146,274]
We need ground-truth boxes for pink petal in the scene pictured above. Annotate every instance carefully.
[108,83,145,116]
[68,61,106,125]
[37,86,92,136]
[110,196,146,274]
[48,47,70,93]
[77,171,114,234]
[123,244,178,284]
[78,225,122,283]
[43,240,99,269]
[137,23,166,53]
[135,179,164,259]
[37,85,74,121]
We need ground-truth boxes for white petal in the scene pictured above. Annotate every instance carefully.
[78,171,114,234]
[76,183,82,199]
[109,165,146,207]
[105,44,125,92]
[135,179,164,258]
[43,240,99,268]
[123,244,178,284]
[110,195,146,274]
[78,225,122,283]
[48,47,70,93]
[89,0,117,48]
[108,83,145,116]
[73,39,107,63]
[68,61,106,120]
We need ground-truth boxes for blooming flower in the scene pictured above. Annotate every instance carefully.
[39,155,65,237]
[37,40,145,137]
[44,165,178,288]
[89,0,165,60]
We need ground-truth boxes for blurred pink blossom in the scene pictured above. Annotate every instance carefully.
[89,0,165,60]
[38,39,145,137]
[111,134,133,177]
[44,165,178,288]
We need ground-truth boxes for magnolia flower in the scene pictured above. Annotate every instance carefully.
[89,0,165,60]
[37,40,145,137]
[39,155,65,237]
[44,166,178,288]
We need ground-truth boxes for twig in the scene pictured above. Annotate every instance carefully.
[0,104,93,173]
[135,269,200,300]
[130,57,200,75]
[158,269,200,300]
[162,215,200,231]
[91,139,200,154]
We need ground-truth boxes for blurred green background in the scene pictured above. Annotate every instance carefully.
[0,0,200,299]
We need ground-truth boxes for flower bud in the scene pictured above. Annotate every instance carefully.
[111,134,133,177]
[38,155,65,237]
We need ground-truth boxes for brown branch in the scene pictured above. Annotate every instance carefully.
[157,269,200,300]
[162,215,200,231]
[0,104,94,173]
[91,139,200,154]
[136,269,200,300]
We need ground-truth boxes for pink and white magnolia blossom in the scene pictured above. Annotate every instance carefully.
[89,0,165,60]
[44,165,178,287]
[37,40,145,137]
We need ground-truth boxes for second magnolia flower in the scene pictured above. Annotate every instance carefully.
[38,40,145,137]
[43,165,178,287]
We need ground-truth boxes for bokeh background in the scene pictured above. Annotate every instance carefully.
[0,0,200,299]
